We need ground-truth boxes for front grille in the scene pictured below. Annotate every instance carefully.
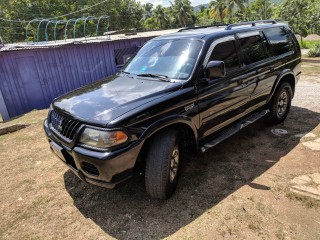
[81,162,100,176]
[50,110,81,140]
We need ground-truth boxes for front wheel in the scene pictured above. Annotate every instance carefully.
[145,129,180,200]
[265,82,293,124]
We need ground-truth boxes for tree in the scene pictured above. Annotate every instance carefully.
[223,0,246,22]
[209,0,227,23]
[195,5,212,26]
[278,0,319,43]
[0,0,147,43]
[143,17,160,29]
[248,0,274,20]
[170,0,195,27]
[153,5,168,29]
[143,3,153,20]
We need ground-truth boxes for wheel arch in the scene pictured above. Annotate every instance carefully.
[267,70,296,103]
[135,116,199,167]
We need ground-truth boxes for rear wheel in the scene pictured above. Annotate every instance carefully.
[266,82,293,124]
[145,129,180,199]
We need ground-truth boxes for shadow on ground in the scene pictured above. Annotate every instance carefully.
[64,106,320,239]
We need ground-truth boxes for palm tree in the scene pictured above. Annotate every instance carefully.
[224,0,246,22]
[210,0,247,23]
[209,0,227,23]
[170,0,194,27]
[153,5,168,29]
[143,3,153,20]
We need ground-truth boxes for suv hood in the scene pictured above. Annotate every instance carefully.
[53,74,182,125]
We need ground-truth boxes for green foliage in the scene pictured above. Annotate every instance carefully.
[153,5,168,29]
[307,42,320,57]
[195,8,213,26]
[143,17,160,30]
[209,0,247,23]
[276,0,320,38]
[298,40,320,49]
[170,0,195,27]
[247,0,275,20]
[0,0,145,42]
[1,0,320,43]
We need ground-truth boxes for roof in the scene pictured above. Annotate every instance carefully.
[0,21,288,52]
[0,29,179,52]
[155,22,288,41]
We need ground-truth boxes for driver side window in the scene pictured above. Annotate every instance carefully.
[209,40,240,73]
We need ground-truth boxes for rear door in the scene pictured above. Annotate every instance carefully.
[236,31,274,110]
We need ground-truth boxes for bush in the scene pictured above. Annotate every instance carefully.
[307,43,320,57]
[298,40,320,49]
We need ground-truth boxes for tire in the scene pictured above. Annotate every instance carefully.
[265,82,293,124]
[145,129,180,200]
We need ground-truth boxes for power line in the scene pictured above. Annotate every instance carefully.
[0,0,109,23]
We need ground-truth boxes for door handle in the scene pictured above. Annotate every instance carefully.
[242,82,249,87]
[256,68,263,74]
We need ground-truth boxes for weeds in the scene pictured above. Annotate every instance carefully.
[299,40,320,49]
[307,42,320,57]
[286,191,320,209]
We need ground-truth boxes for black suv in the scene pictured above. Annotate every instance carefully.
[44,20,301,199]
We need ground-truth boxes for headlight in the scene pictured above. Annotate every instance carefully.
[79,128,128,149]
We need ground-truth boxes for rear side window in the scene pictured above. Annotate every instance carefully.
[209,40,240,72]
[263,27,294,56]
[239,35,266,65]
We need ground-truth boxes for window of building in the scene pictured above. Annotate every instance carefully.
[114,46,140,67]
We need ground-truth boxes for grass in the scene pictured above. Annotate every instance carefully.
[286,191,320,209]
[301,62,320,75]
[1,69,320,239]
[298,40,320,49]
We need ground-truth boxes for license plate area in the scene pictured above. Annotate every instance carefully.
[50,141,66,161]
[50,141,78,170]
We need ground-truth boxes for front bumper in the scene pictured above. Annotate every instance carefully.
[44,119,143,189]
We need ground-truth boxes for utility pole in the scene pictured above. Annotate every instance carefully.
[265,0,267,19]
[0,34,4,48]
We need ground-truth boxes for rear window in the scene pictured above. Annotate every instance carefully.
[239,35,266,65]
[209,40,240,72]
[263,27,294,56]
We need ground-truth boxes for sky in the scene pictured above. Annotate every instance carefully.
[138,0,209,7]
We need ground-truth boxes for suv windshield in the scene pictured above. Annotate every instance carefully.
[123,39,203,80]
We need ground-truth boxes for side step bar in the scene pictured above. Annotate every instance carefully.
[201,109,270,153]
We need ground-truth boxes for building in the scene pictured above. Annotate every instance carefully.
[0,29,177,120]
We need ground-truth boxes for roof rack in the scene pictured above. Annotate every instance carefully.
[178,24,227,32]
[225,20,277,30]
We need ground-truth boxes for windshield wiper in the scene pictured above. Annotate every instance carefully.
[120,70,131,74]
[137,73,172,82]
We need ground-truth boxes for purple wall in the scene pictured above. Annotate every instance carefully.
[0,37,152,119]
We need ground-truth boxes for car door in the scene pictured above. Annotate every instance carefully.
[236,31,275,111]
[197,35,255,139]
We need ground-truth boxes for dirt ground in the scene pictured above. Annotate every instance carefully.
[0,62,320,240]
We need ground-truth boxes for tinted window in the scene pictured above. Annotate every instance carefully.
[263,27,294,56]
[239,35,266,65]
[261,33,272,58]
[209,40,240,72]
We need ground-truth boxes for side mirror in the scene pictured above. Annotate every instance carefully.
[205,61,226,79]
